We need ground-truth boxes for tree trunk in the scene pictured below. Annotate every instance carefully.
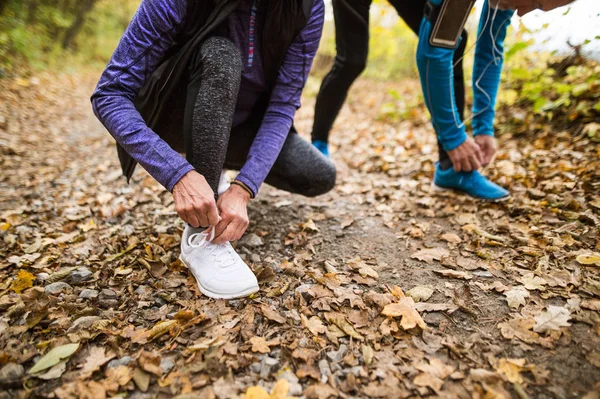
[61,0,97,50]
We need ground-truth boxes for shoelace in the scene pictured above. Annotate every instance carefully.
[188,229,238,269]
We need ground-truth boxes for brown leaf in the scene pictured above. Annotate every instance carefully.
[259,304,287,324]
[411,248,449,264]
[304,383,338,399]
[302,315,327,336]
[138,351,162,376]
[381,297,427,330]
[80,346,115,378]
[324,312,364,341]
[249,337,271,354]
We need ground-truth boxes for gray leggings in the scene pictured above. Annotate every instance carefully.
[173,36,336,198]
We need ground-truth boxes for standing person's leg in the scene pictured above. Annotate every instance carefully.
[184,37,243,197]
[388,0,467,170]
[311,0,372,156]
[178,36,260,300]
[225,124,336,197]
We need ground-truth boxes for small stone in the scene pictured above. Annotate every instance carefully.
[278,370,302,396]
[527,188,546,200]
[243,233,263,247]
[99,289,118,308]
[160,358,175,375]
[107,356,133,369]
[326,344,347,363]
[259,356,279,378]
[135,285,151,296]
[99,288,117,299]
[67,316,100,333]
[45,282,72,295]
[70,267,92,284]
[79,289,99,299]
[0,363,24,385]
[36,272,50,282]
[250,253,261,263]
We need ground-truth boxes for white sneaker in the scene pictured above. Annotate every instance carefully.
[217,170,230,196]
[179,225,259,299]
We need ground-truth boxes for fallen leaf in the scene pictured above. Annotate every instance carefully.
[521,273,547,291]
[304,383,338,399]
[576,253,600,266]
[138,351,162,376]
[406,285,434,302]
[496,358,527,384]
[30,343,79,374]
[533,306,571,333]
[260,304,287,324]
[301,219,319,232]
[441,233,462,244]
[80,346,115,377]
[504,286,529,309]
[433,269,472,280]
[10,270,34,293]
[250,337,271,354]
[381,297,427,330]
[324,312,364,340]
[302,315,327,336]
[358,265,379,279]
[413,372,444,392]
[411,248,449,264]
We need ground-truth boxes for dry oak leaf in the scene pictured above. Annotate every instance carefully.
[415,358,455,379]
[11,269,35,294]
[441,233,462,244]
[576,253,600,266]
[411,248,449,264]
[504,286,529,309]
[498,317,554,348]
[533,306,571,333]
[104,365,133,387]
[301,314,327,336]
[138,351,162,376]
[292,347,319,363]
[381,297,427,330]
[80,346,115,378]
[324,312,364,340]
[433,269,472,280]
[358,264,379,279]
[520,273,547,291]
[413,372,444,392]
[495,358,527,384]
[406,285,434,302]
[250,336,272,353]
[303,383,338,399]
[301,219,319,232]
[260,304,287,324]
[581,299,600,311]
[245,379,294,399]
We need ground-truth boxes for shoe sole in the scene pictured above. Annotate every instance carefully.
[179,255,259,300]
[432,182,511,203]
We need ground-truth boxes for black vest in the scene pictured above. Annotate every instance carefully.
[118,0,314,183]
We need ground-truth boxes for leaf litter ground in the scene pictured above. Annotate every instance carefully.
[0,71,599,398]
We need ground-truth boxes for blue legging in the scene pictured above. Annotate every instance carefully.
[416,0,514,152]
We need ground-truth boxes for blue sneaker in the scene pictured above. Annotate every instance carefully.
[433,163,510,202]
[312,140,330,158]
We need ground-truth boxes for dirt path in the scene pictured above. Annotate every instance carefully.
[1,71,599,399]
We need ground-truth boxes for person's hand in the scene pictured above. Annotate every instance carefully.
[474,135,497,166]
[212,183,251,244]
[173,170,219,228]
[447,137,484,172]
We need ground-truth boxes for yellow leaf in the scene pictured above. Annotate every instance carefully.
[271,379,290,399]
[496,358,526,384]
[301,219,319,232]
[147,320,177,340]
[576,253,600,266]
[11,270,34,294]
[0,222,10,231]
[245,386,270,399]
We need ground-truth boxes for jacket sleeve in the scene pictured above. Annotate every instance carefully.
[235,0,325,196]
[91,0,194,191]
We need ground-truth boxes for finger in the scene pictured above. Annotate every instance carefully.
[232,219,248,242]
[196,208,209,228]
[206,202,220,227]
[213,223,237,245]
[186,209,201,228]
[469,156,481,171]
[213,218,230,242]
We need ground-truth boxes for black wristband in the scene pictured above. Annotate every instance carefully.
[231,180,255,198]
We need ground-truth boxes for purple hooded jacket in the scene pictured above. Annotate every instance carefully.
[91,0,324,196]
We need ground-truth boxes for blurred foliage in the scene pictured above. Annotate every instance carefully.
[0,0,139,72]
